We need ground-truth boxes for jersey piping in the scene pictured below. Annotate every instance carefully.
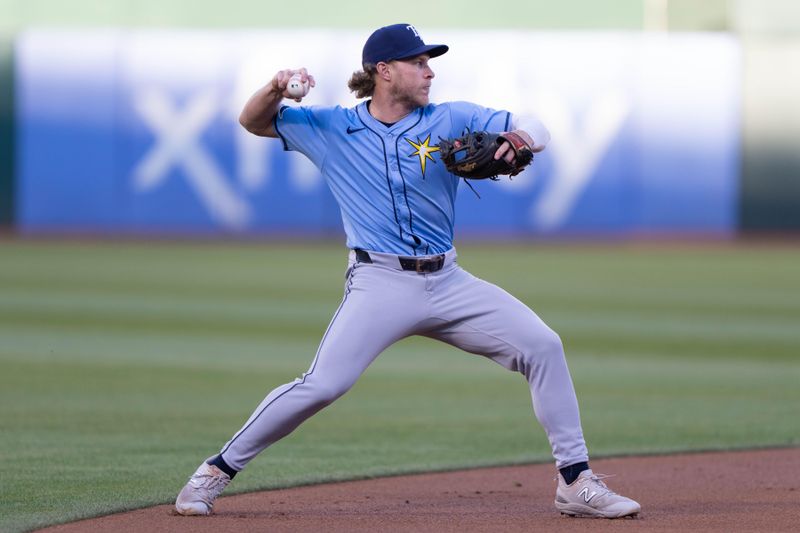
[273,106,290,151]
[394,112,424,255]
[355,104,410,252]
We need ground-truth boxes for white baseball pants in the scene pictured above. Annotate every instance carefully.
[218,248,589,470]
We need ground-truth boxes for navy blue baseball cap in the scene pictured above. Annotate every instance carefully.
[362,23,448,66]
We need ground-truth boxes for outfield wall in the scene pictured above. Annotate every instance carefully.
[0,36,13,227]
[13,30,740,238]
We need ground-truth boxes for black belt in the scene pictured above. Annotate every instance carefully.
[354,249,446,273]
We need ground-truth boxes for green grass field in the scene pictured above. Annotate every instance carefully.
[1,240,798,532]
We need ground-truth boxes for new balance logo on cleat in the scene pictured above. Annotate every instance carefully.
[578,487,597,503]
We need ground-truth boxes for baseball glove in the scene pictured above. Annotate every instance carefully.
[438,130,534,180]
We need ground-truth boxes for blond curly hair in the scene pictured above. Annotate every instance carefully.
[347,64,378,99]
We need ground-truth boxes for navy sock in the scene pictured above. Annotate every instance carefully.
[207,454,238,479]
[559,461,589,485]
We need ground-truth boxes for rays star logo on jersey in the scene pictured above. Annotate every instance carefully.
[406,134,440,178]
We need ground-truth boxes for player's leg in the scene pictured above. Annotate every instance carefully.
[423,265,587,468]
[423,265,639,517]
[215,263,425,471]
[176,261,426,515]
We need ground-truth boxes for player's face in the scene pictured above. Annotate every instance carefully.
[389,54,435,108]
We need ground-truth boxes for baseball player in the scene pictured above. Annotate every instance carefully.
[175,23,640,519]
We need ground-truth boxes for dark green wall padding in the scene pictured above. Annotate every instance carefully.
[0,37,13,227]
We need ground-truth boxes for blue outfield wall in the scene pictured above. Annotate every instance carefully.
[15,30,741,237]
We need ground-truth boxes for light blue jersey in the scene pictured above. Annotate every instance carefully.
[274,100,512,255]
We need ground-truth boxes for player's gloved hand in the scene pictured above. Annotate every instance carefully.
[494,130,535,164]
[438,130,534,180]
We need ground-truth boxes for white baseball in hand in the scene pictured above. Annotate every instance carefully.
[286,74,309,99]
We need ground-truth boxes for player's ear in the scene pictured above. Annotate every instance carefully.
[376,62,391,82]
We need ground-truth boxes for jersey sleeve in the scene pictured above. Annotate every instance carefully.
[273,105,336,168]
[446,101,513,136]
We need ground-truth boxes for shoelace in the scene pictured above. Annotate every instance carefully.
[581,473,617,496]
[189,471,230,502]
[554,472,618,494]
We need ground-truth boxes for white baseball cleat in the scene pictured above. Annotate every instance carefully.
[555,469,640,518]
[175,460,231,516]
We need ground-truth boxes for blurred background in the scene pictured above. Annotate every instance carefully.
[1,0,799,238]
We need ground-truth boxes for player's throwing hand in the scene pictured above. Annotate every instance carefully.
[272,68,315,102]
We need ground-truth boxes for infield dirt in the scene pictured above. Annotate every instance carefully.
[37,448,799,532]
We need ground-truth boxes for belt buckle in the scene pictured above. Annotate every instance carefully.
[416,255,444,273]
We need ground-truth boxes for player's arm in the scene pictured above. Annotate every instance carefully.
[494,114,550,163]
[239,68,316,138]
